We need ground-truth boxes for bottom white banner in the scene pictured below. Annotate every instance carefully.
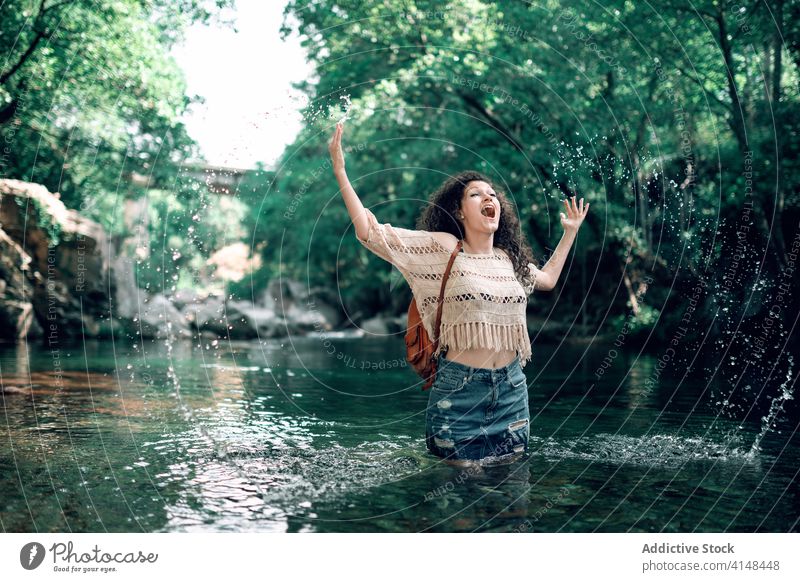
[1,533,796,581]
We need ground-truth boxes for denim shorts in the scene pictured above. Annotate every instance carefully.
[425,351,530,461]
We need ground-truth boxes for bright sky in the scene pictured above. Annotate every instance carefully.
[171,0,313,170]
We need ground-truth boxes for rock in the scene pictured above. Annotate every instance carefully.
[263,278,343,336]
[185,296,259,339]
[304,296,344,330]
[1,385,31,395]
[266,277,308,318]
[111,253,139,320]
[0,179,112,340]
[0,227,42,339]
[184,295,223,332]
[282,303,326,334]
[179,292,338,340]
[131,293,193,340]
[228,300,281,336]
[172,288,201,311]
[256,288,278,311]
[0,179,352,344]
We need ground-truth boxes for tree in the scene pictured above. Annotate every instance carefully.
[265,0,798,350]
[0,0,234,232]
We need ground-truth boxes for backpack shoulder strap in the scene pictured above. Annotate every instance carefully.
[432,240,463,346]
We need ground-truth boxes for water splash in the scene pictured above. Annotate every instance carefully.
[748,354,795,457]
[297,93,352,133]
[537,433,755,467]
[338,94,352,123]
[150,434,425,531]
[551,133,648,190]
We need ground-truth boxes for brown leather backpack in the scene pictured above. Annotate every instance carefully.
[405,240,463,390]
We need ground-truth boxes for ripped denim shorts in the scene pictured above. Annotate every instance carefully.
[425,351,530,462]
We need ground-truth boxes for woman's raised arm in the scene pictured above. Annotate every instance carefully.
[328,122,369,241]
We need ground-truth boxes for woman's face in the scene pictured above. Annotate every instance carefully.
[459,180,501,235]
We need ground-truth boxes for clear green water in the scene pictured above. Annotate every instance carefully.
[1,338,797,532]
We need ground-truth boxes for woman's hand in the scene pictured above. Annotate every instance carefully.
[328,122,346,174]
[560,196,589,233]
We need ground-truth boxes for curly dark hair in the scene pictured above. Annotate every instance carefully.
[416,171,537,283]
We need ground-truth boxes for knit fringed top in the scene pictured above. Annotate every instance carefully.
[356,207,537,366]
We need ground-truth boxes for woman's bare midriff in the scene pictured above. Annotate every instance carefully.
[442,346,517,370]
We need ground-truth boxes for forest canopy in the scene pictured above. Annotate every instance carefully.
[241,0,799,348]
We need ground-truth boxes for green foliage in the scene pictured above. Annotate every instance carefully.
[610,304,660,338]
[14,195,63,246]
[265,0,799,329]
[4,0,798,340]
[0,0,234,221]
[0,0,246,296]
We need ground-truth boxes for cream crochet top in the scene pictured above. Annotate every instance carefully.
[356,207,537,366]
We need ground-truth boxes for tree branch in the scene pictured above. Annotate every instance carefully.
[456,90,524,152]
[672,64,730,110]
[455,88,580,201]
[1,30,47,85]
[0,0,74,85]
[0,99,20,124]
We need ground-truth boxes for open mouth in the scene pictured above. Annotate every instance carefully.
[481,205,497,219]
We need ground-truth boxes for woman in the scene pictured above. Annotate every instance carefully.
[328,122,589,465]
